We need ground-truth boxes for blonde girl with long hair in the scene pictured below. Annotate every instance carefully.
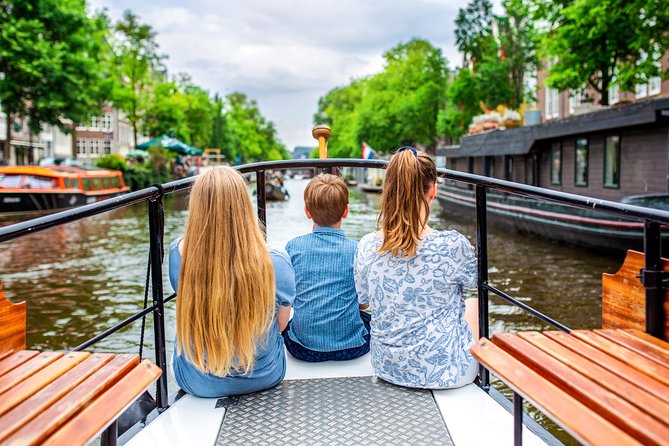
[353,147,478,389]
[168,166,295,397]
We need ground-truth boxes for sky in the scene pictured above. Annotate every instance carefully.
[89,0,501,152]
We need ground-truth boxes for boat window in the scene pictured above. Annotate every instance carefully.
[23,175,55,189]
[525,157,536,185]
[92,178,102,190]
[110,176,119,188]
[504,156,513,181]
[485,157,495,178]
[574,138,589,187]
[102,177,110,189]
[550,142,562,185]
[0,174,23,188]
[82,178,92,191]
[65,178,78,188]
[604,136,620,188]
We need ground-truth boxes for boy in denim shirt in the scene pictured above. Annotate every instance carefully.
[282,174,370,361]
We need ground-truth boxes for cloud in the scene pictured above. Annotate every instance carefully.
[89,0,486,150]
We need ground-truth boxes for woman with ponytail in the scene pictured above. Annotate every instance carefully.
[168,166,295,397]
[354,147,478,389]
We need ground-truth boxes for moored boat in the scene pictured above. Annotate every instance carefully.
[0,165,129,214]
[437,97,669,252]
[265,183,290,201]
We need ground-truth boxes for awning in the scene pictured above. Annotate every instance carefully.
[137,135,203,156]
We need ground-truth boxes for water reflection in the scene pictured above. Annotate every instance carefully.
[0,177,621,352]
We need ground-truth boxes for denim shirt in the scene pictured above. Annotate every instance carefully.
[169,238,295,398]
[285,226,367,352]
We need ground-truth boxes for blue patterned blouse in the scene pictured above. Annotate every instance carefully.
[354,230,478,388]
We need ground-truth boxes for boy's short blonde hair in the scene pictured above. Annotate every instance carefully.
[304,174,349,226]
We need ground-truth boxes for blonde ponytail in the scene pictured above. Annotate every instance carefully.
[378,148,437,257]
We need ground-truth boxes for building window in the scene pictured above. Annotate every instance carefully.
[103,112,112,131]
[545,88,559,120]
[45,141,52,158]
[648,76,661,96]
[91,116,99,129]
[568,89,583,114]
[635,82,648,99]
[103,139,112,155]
[76,139,86,155]
[574,137,589,187]
[91,139,100,155]
[604,135,621,188]
[608,85,619,104]
[550,142,562,185]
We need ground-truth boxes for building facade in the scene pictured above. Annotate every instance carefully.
[536,53,669,123]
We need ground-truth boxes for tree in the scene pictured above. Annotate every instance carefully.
[180,77,213,149]
[313,80,366,157]
[0,0,108,163]
[455,0,496,66]
[496,0,539,108]
[536,0,669,105]
[219,93,288,163]
[112,10,163,148]
[144,79,188,140]
[439,69,481,141]
[358,39,448,154]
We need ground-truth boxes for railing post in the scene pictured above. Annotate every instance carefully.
[257,169,267,230]
[476,185,490,389]
[514,393,523,446]
[147,187,168,409]
[642,221,666,338]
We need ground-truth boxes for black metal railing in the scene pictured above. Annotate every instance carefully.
[1,157,668,417]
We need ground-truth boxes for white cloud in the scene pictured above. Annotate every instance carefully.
[89,0,492,150]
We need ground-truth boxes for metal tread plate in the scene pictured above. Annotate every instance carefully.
[215,375,454,446]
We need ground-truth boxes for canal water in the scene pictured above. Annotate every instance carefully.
[0,177,622,444]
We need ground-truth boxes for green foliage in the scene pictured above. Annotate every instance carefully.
[535,0,669,105]
[111,10,164,147]
[95,154,127,171]
[95,148,171,191]
[314,39,448,156]
[0,0,108,159]
[219,93,288,163]
[439,69,482,140]
[455,0,496,65]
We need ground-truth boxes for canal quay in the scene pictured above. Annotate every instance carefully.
[0,177,619,355]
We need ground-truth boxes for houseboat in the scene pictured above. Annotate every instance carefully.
[0,165,129,214]
[436,97,669,251]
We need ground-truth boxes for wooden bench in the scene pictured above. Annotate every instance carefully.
[472,329,669,446]
[0,281,162,445]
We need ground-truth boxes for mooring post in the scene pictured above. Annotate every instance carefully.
[643,221,666,339]
[313,125,334,174]
[476,185,490,389]
[148,186,168,409]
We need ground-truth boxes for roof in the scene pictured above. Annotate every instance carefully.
[437,97,669,158]
[0,166,121,177]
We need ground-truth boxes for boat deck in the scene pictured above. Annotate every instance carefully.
[125,351,547,446]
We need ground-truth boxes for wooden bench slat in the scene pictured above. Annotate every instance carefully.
[626,329,669,350]
[0,352,90,417]
[596,329,669,368]
[545,331,669,405]
[2,354,139,446]
[42,359,161,446]
[493,333,669,445]
[0,353,114,443]
[471,339,643,446]
[518,331,669,423]
[0,350,13,362]
[0,351,39,378]
[0,352,63,396]
[572,330,669,386]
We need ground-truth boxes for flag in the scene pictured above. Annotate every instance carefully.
[362,142,375,159]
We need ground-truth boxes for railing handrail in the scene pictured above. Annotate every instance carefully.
[2,158,669,244]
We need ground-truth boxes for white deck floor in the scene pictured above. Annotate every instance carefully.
[126,350,547,446]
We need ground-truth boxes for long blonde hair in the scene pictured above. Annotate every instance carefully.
[176,166,275,376]
[378,149,437,257]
